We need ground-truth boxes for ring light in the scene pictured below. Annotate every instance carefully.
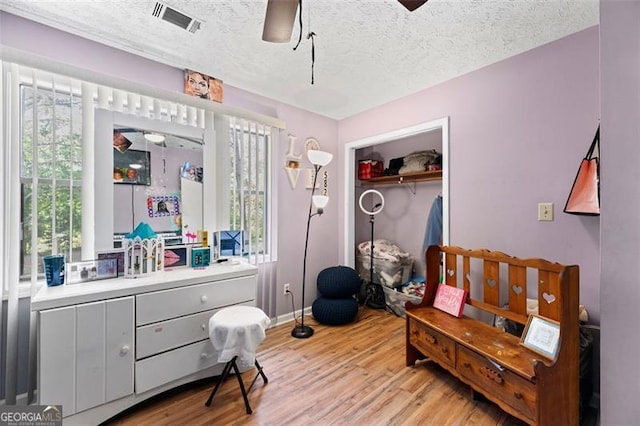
[358,189,385,215]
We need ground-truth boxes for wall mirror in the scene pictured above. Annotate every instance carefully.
[112,126,203,247]
[94,110,210,253]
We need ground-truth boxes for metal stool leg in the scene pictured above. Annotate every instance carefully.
[205,356,236,407]
[247,358,268,392]
[230,359,253,414]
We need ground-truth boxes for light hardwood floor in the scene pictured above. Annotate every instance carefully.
[106,308,526,425]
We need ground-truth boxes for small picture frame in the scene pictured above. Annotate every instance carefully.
[191,247,211,267]
[519,314,561,361]
[96,249,125,276]
[164,245,189,268]
[67,259,118,284]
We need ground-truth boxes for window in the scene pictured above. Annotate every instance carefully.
[20,84,83,279]
[228,118,271,258]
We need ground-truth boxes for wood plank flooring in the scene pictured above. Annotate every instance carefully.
[105,308,525,426]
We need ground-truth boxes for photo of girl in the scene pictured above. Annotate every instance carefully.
[184,70,223,103]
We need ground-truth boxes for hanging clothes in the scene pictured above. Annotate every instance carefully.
[422,194,443,256]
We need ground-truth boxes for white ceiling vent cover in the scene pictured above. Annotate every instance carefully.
[151,2,203,34]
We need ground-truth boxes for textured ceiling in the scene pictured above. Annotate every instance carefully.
[0,0,599,119]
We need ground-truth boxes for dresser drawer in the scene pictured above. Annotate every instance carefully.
[408,319,455,367]
[457,346,536,421]
[136,275,256,326]
[135,339,222,394]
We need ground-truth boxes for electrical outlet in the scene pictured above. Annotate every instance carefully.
[283,283,290,295]
[538,202,554,221]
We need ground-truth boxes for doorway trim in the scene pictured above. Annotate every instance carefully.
[342,117,450,266]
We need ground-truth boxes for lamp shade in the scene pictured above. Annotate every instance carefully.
[312,195,329,210]
[307,150,333,167]
[262,0,298,43]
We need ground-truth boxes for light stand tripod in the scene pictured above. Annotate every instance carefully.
[358,189,385,309]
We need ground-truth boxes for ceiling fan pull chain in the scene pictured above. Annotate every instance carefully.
[308,31,316,84]
[292,0,303,50]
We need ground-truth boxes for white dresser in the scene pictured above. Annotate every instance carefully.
[31,261,259,425]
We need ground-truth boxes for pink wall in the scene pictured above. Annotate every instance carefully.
[340,27,601,322]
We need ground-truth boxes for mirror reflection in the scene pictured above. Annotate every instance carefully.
[112,127,203,247]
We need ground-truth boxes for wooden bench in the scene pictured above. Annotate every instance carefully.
[406,245,579,425]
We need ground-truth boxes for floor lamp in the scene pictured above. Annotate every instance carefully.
[291,149,333,339]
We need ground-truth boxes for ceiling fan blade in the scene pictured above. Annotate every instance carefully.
[262,0,299,43]
[397,0,428,12]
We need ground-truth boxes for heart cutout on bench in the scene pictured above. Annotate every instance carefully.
[542,292,556,304]
[512,285,523,295]
[487,278,496,288]
[447,269,455,277]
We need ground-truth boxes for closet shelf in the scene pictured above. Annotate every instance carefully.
[360,170,442,186]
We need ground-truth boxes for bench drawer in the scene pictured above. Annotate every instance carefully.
[408,319,455,367]
[457,346,537,421]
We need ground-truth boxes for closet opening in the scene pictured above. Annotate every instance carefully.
[342,117,450,276]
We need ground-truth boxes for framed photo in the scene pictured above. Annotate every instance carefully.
[67,259,118,284]
[184,69,223,103]
[113,130,132,153]
[148,195,181,218]
[164,245,189,268]
[96,249,125,276]
[519,314,561,361]
[114,149,151,185]
[218,230,247,257]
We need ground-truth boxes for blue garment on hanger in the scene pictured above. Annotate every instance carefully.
[422,195,443,256]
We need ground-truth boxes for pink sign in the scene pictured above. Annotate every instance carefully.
[433,284,468,317]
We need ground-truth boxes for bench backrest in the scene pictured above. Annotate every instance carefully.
[422,245,579,327]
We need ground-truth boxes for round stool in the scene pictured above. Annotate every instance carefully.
[205,306,271,414]
[313,266,361,325]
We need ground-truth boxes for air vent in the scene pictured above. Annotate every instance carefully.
[150,2,203,34]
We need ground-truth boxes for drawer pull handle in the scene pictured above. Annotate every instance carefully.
[426,334,437,344]
[441,347,448,355]
[201,295,208,303]
[200,353,207,360]
[463,362,471,368]
[514,392,523,400]
[201,324,207,330]
[120,345,130,355]
[480,366,503,384]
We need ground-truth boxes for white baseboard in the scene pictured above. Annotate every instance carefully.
[273,307,311,327]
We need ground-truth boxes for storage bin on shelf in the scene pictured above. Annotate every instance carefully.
[356,239,413,288]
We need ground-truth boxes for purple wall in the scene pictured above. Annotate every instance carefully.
[340,27,601,323]
[600,1,640,423]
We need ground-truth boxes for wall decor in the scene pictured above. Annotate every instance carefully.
[284,134,302,189]
[67,259,118,284]
[305,137,320,152]
[147,195,180,218]
[96,249,125,276]
[114,149,151,185]
[180,161,203,182]
[184,69,223,103]
[519,314,561,361]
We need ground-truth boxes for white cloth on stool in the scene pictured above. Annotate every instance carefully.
[209,306,271,368]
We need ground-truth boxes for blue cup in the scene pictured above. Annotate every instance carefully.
[43,255,65,286]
